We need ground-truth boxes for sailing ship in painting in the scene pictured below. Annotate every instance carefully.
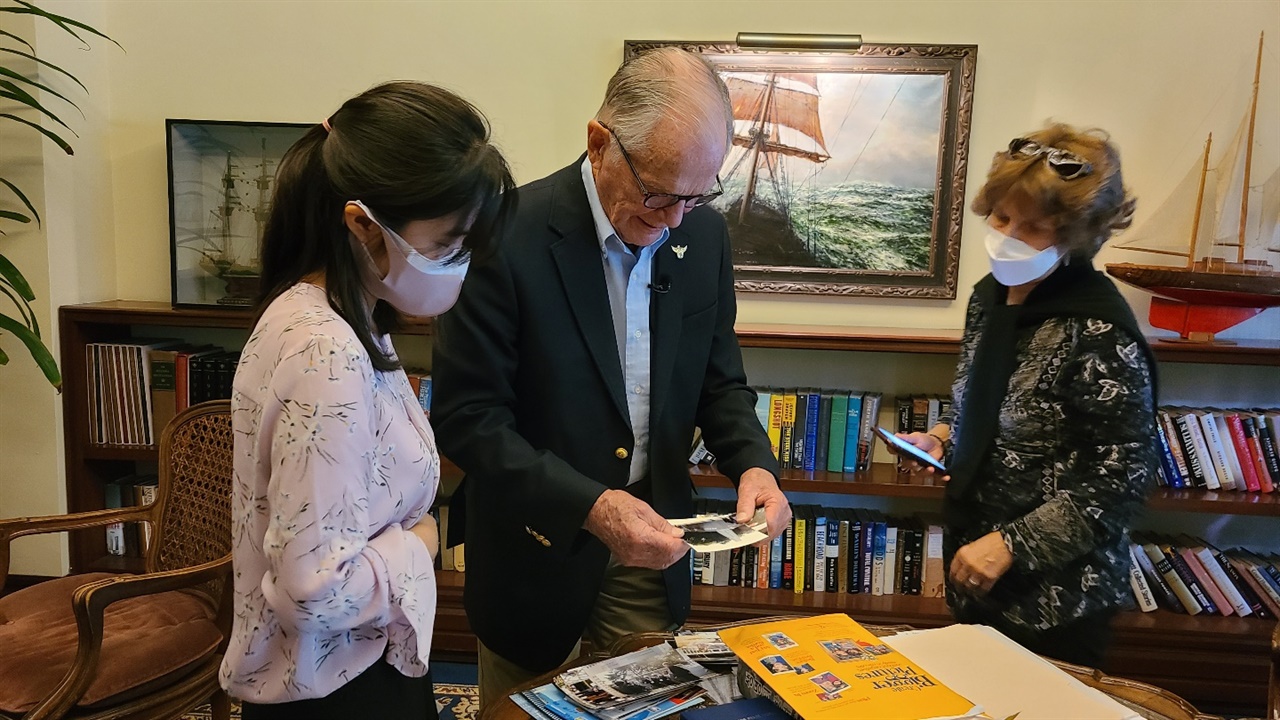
[710,70,942,272]
[1105,33,1279,341]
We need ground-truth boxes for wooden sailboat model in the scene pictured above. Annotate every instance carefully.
[1105,33,1280,341]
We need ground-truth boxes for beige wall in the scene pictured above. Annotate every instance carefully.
[5,0,1278,574]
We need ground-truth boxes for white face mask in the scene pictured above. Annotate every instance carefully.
[984,227,1064,286]
[348,200,469,317]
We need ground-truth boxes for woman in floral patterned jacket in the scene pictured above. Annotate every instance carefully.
[896,124,1158,668]
[219,83,514,718]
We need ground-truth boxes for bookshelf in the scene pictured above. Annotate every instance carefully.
[57,300,1279,714]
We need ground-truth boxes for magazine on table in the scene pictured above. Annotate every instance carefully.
[718,614,983,720]
[670,509,768,552]
[553,643,714,711]
[594,684,708,720]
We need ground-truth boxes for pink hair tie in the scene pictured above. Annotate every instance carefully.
[321,117,332,133]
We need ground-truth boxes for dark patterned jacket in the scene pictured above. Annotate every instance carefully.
[942,288,1158,634]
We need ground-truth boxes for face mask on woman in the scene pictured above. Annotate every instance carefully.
[347,200,469,317]
[984,227,1064,286]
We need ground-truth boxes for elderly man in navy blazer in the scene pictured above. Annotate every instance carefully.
[432,47,789,706]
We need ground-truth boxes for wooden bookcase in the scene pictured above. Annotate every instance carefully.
[59,301,1279,714]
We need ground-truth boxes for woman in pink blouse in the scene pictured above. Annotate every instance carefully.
[219,82,514,719]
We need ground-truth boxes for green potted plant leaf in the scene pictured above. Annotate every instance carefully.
[1,0,120,391]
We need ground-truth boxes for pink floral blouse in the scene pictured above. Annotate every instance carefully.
[219,283,438,703]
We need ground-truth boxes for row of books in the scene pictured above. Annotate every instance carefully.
[1126,533,1280,618]
[87,341,239,447]
[749,388,886,473]
[890,394,951,436]
[1154,406,1280,492]
[86,340,435,449]
[690,500,945,599]
[104,473,158,556]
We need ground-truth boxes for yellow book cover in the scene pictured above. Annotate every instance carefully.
[780,390,797,465]
[718,614,981,720]
[793,515,807,595]
[768,393,785,460]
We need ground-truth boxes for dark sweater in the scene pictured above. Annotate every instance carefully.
[941,264,1159,634]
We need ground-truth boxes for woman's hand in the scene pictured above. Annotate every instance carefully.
[409,514,440,560]
[888,430,950,480]
[950,531,1013,595]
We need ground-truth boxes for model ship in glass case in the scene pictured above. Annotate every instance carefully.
[167,120,308,308]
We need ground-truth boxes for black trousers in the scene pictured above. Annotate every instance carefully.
[241,661,438,720]
[954,606,1117,670]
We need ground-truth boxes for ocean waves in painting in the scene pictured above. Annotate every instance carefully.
[715,180,934,272]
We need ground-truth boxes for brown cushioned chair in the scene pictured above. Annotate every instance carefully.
[0,400,233,720]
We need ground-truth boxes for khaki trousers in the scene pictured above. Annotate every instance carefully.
[476,557,676,709]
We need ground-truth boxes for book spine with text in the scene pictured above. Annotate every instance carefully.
[1127,544,1158,612]
[803,390,820,471]
[827,393,848,473]
[842,393,863,473]
[1142,542,1200,614]
[1130,541,1179,611]
[857,392,882,471]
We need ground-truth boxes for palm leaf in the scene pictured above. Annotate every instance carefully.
[0,281,36,332]
[0,210,32,224]
[0,66,79,111]
[0,345,8,365]
[0,177,40,225]
[0,313,61,389]
[6,0,122,50]
[0,47,87,93]
[0,253,36,300]
[0,79,73,131]
[0,28,35,53]
[0,113,73,154]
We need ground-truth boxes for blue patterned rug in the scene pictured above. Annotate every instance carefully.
[183,663,479,720]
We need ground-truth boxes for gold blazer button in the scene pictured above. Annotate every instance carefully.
[615,448,629,459]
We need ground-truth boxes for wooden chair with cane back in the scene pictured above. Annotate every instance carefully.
[0,400,234,720]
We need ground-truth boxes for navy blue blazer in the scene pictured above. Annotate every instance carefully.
[431,158,778,672]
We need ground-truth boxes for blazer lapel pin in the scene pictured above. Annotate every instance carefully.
[672,245,687,259]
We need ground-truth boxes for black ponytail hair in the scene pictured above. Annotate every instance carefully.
[257,81,516,371]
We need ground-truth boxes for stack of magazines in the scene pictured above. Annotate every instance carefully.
[511,641,736,720]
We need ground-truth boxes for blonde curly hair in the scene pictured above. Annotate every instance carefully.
[971,123,1136,260]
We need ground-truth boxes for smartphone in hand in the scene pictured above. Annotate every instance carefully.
[874,426,947,473]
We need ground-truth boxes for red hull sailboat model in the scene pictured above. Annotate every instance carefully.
[1105,33,1280,342]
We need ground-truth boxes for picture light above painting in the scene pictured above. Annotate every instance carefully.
[625,40,978,299]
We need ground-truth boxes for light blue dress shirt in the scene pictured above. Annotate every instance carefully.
[580,158,669,485]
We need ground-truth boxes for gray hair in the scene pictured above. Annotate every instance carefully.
[595,47,733,153]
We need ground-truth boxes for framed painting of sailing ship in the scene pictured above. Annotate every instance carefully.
[167,119,309,308]
[624,41,977,298]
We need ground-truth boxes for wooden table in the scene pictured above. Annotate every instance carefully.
[480,618,1224,720]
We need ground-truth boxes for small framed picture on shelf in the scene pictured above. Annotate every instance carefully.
[623,40,977,299]
[167,119,310,309]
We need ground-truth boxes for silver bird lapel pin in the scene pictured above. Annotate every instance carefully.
[672,245,688,259]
